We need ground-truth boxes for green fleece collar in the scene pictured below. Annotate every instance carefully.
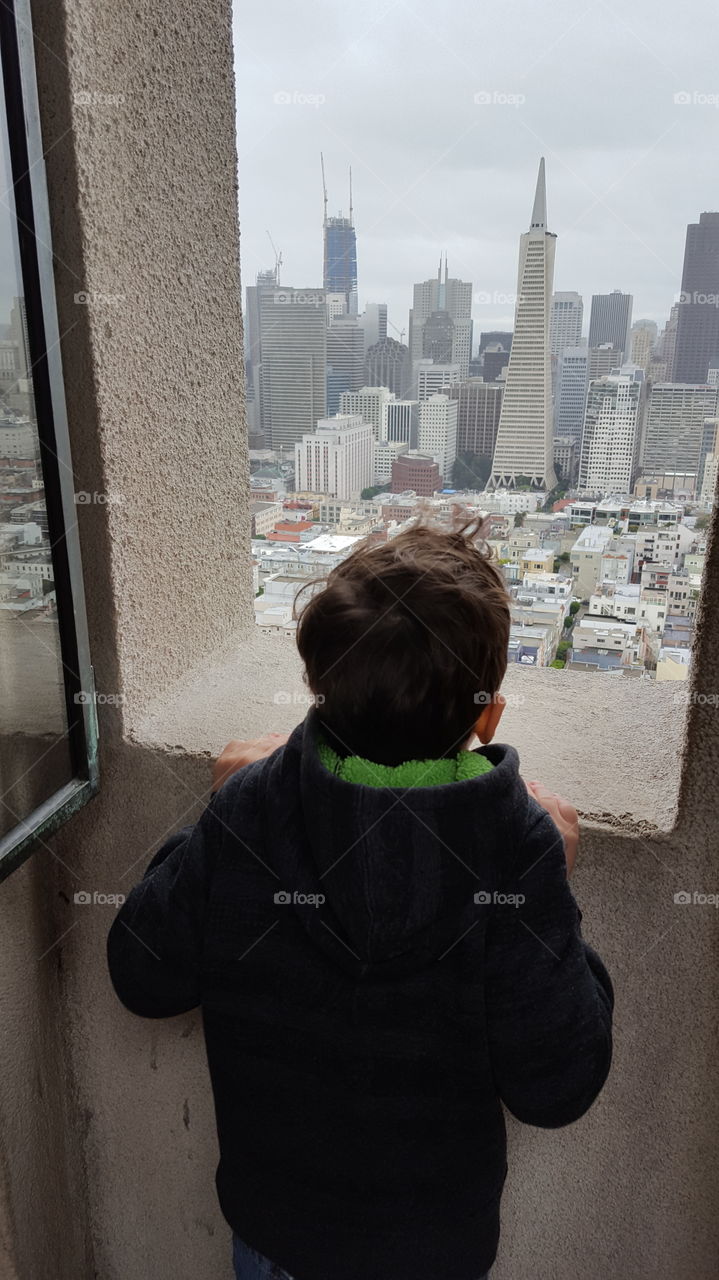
[317,736,494,788]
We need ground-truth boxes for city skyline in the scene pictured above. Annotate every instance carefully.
[234,0,719,335]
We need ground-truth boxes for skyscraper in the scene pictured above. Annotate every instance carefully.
[550,292,584,355]
[673,212,719,383]
[360,303,387,353]
[408,256,472,380]
[322,155,358,316]
[259,287,326,449]
[417,394,458,481]
[364,337,411,398]
[641,384,718,475]
[339,385,394,438]
[326,316,365,414]
[579,372,642,493]
[588,291,633,361]
[488,159,557,490]
[630,319,658,371]
[449,380,504,457]
[554,347,588,448]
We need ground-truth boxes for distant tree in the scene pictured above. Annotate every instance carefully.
[556,640,571,660]
[569,600,581,616]
[695,513,710,530]
[563,615,574,629]
[557,551,571,564]
[550,658,565,669]
[361,483,391,500]
[253,533,267,540]
[513,512,525,528]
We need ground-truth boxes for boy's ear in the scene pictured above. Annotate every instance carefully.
[473,693,505,745]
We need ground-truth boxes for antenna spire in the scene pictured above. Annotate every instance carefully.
[320,152,328,227]
[349,165,353,227]
[530,157,547,230]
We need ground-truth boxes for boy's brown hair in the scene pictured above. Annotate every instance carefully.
[295,517,511,766]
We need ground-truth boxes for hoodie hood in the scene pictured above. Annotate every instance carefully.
[259,709,526,980]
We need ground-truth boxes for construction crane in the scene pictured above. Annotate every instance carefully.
[265,230,282,286]
[320,152,328,226]
[388,319,406,345]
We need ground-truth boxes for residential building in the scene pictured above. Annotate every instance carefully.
[641,383,718,475]
[249,500,283,538]
[579,373,642,492]
[489,159,557,489]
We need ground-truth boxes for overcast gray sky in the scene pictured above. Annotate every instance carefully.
[233,0,719,342]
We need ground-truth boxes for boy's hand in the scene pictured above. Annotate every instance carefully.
[525,780,579,876]
[213,733,289,791]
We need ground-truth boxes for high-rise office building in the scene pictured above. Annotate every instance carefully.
[642,383,719,475]
[489,159,557,489]
[322,156,358,316]
[326,316,365,414]
[364,337,411,398]
[554,347,588,448]
[579,372,642,492]
[258,287,326,449]
[244,268,278,438]
[339,385,394,438]
[294,414,373,500]
[360,303,387,353]
[673,212,719,382]
[550,292,584,355]
[448,379,504,456]
[415,359,461,402]
[588,343,623,380]
[630,319,658,371]
[588,291,633,360]
[656,305,679,382]
[408,256,472,380]
[385,399,418,447]
[417,394,458,481]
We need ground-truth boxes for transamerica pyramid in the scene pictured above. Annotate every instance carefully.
[487,158,558,490]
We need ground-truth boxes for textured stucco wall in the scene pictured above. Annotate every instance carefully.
[0,0,715,1278]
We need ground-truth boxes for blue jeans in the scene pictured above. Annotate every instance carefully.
[232,1233,489,1279]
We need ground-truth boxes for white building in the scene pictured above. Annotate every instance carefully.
[0,419,36,459]
[414,360,461,403]
[339,386,394,438]
[373,438,408,485]
[579,374,642,492]
[550,291,583,356]
[417,394,458,482]
[642,383,718,476]
[294,415,373,501]
[489,159,557,489]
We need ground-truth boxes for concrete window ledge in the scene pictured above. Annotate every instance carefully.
[129,628,684,834]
